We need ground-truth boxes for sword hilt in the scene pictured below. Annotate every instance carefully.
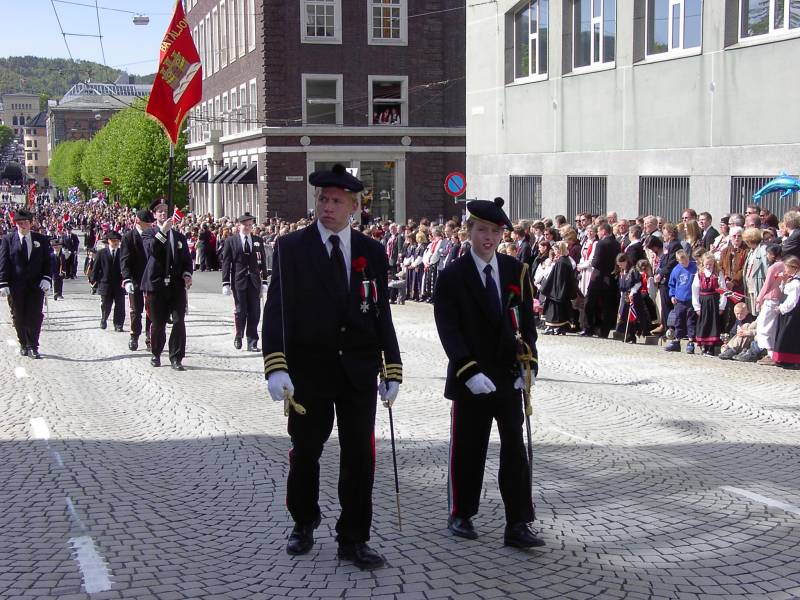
[283,390,306,417]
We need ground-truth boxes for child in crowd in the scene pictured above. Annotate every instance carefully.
[665,250,698,353]
[772,256,800,370]
[692,252,726,356]
[615,253,649,343]
[719,302,756,360]
[635,259,659,333]
[754,245,784,366]
[388,267,408,305]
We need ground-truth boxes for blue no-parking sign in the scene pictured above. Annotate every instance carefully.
[444,172,466,198]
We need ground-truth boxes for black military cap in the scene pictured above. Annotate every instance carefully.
[104,230,122,241]
[14,208,34,222]
[466,197,513,230]
[308,163,364,193]
[237,212,256,223]
[720,215,730,225]
[149,198,168,211]
[136,209,156,223]
[50,237,62,245]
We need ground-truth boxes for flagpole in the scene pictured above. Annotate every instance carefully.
[167,142,175,215]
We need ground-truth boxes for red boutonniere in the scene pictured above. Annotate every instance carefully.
[506,284,522,331]
[507,284,521,298]
[352,256,368,273]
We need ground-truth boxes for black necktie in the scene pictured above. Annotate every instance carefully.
[484,264,501,316]
[244,237,251,254]
[330,235,348,293]
[21,236,28,261]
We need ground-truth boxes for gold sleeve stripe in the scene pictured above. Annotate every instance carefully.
[456,361,478,378]
[264,357,288,370]
[264,352,286,360]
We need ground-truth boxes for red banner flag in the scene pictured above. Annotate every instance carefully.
[172,207,185,222]
[145,0,202,145]
[27,183,36,207]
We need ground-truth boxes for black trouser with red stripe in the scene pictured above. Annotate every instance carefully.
[448,391,534,526]
[287,380,377,544]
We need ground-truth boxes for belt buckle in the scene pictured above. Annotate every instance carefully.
[164,277,171,286]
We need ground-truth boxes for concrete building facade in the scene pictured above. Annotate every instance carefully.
[184,0,466,223]
[0,93,40,139]
[23,112,49,184]
[466,0,800,223]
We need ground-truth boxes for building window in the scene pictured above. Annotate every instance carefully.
[302,74,343,125]
[248,0,256,51]
[638,176,690,223]
[730,175,798,216]
[198,22,206,77]
[369,76,407,125]
[512,0,548,81]
[573,0,616,69]
[220,1,228,66]
[647,0,702,56]
[368,0,408,45]
[212,8,220,73]
[740,0,800,39]
[302,0,342,43]
[228,0,237,63]
[509,175,543,220]
[238,0,247,56]
[205,15,213,72]
[566,175,607,221]
[249,78,258,130]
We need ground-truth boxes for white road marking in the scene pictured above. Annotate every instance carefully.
[30,417,50,441]
[65,496,86,530]
[14,366,28,379]
[720,486,800,517]
[68,535,112,594]
[52,451,64,468]
[549,427,599,445]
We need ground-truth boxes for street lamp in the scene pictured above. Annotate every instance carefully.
[133,15,149,25]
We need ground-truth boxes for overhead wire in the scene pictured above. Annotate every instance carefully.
[94,0,108,66]
[49,0,75,61]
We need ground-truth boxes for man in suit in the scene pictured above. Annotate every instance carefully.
[433,197,544,549]
[583,223,621,338]
[0,208,52,358]
[50,237,67,300]
[90,231,126,331]
[781,210,800,260]
[141,200,193,370]
[699,212,720,250]
[121,209,155,351]
[222,212,269,351]
[62,225,80,278]
[625,224,647,266]
[263,164,402,570]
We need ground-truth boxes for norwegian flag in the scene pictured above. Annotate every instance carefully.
[172,207,185,222]
[628,302,638,323]
[716,287,745,303]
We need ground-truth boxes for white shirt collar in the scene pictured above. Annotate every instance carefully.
[317,219,352,253]
[470,247,499,276]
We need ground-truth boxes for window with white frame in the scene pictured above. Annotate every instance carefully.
[513,0,549,80]
[222,92,229,135]
[647,0,702,55]
[239,83,247,129]
[302,0,342,43]
[238,0,247,56]
[220,1,228,66]
[369,77,407,125]
[369,0,408,45]
[249,79,258,130]
[197,22,205,77]
[740,0,800,39]
[248,0,256,51]
[214,96,221,130]
[302,74,343,125]
[212,8,220,73]
[205,15,213,74]
[573,0,616,69]
[228,0,237,63]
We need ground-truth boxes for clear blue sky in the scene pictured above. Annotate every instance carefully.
[1,0,177,75]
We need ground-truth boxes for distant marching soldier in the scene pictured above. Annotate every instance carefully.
[0,208,53,359]
[433,197,545,549]
[121,209,155,351]
[263,164,402,570]
[50,237,67,300]
[62,224,80,278]
[222,212,269,351]
[141,200,193,371]
[91,231,126,332]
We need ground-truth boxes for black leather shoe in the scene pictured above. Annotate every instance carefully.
[114,326,123,332]
[145,338,151,350]
[247,341,259,352]
[286,517,321,556]
[28,348,41,359]
[337,542,385,570]
[233,337,242,350]
[504,523,545,548]
[170,360,185,371]
[447,516,478,540]
[100,320,107,330]
[150,356,161,367]
[579,329,593,337]
[128,338,138,351]
[19,347,28,357]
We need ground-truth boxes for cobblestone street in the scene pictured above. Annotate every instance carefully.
[1,272,798,600]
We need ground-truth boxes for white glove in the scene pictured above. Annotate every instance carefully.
[514,376,525,390]
[64,250,72,259]
[124,282,135,294]
[159,219,173,234]
[465,372,496,395]
[222,285,232,296]
[39,280,51,293]
[0,287,8,298]
[268,370,295,403]
[379,380,400,408]
[261,284,269,295]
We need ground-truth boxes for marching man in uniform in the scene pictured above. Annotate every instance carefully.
[222,212,269,351]
[121,209,155,351]
[90,231,126,332]
[433,197,545,549]
[0,208,52,359]
[263,164,402,570]
[50,237,67,300]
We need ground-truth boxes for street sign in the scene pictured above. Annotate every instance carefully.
[102,177,112,187]
[444,171,466,197]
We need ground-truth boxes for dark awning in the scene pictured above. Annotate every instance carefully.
[221,165,246,184]
[209,167,232,183]
[230,163,257,185]
[193,168,209,183]
[178,168,198,182]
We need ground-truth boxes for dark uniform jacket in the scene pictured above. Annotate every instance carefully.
[90,247,123,296]
[262,224,402,395]
[51,250,67,278]
[702,226,720,250]
[625,240,647,266]
[0,232,52,292]
[782,229,800,260]
[140,227,193,293]
[592,235,622,279]
[221,234,269,292]
[434,252,538,402]
[120,227,148,289]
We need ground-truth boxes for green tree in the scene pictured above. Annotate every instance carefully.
[39,93,50,113]
[0,124,13,150]
[49,140,89,193]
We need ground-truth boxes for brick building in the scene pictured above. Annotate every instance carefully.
[183,0,465,223]
[23,112,49,184]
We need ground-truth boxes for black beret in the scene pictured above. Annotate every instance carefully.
[14,208,34,222]
[237,212,256,223]
[308,163,364,193]
[104,231,122,241]
[466,197,513,230]
[149,198,168,211]
[136,209,156,223]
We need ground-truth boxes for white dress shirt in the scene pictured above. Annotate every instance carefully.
[18,233,32,259]
[239,233,252,252]
[317,220,352,282]
[470,248,501,305]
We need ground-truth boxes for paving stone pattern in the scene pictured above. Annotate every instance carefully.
[0,272,798,600]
